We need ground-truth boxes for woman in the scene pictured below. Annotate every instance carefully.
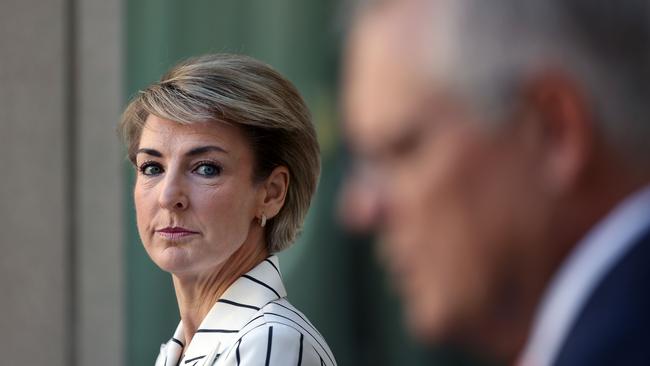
[120,54,336,366]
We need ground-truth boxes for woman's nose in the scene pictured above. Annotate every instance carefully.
[158,172,189,211]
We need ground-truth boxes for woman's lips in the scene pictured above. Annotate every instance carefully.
[155,227,199,241]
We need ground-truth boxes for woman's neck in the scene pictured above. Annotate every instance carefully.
[172,240,269,346]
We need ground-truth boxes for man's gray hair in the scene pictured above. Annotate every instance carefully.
[450,0,650,164]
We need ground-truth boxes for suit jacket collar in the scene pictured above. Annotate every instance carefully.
[520,184,650,366]
[553,228,650,365]
[157,255,286,366]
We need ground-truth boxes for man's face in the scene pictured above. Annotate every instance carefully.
[342,2,545,343]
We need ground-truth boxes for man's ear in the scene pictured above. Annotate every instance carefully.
[520,70,594,195]
[257,166,290,220]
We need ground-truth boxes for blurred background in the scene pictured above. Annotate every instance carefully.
[0,1,489,365]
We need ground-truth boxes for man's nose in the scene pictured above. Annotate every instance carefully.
[158,171,189,211]
[338,168,384,233]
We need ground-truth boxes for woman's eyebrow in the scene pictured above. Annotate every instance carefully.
[186,145,228,156]
[135,145,227,158]
[136,148,162,157]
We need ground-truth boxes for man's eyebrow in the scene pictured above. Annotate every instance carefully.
[136,148,162,157]
[186,145,228,156]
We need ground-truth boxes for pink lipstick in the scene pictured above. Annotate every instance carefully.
[156,226,199,241]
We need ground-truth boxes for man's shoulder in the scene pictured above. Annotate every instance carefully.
[554,228,650,365]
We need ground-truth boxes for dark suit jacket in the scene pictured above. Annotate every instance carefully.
[553,226,650,365]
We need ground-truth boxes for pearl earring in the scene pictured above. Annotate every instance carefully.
[260,213,267,227]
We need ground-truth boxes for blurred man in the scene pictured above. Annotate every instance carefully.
[341,0,650,364]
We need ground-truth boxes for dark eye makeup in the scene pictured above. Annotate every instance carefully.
[138,161,163,176]
[192,161,223,177]
[136,160,223,178]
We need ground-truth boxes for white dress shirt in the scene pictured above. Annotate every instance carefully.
[519,184,650,366]
[155,255,337,366]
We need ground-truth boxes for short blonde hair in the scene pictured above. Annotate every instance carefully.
[120,54,320,252]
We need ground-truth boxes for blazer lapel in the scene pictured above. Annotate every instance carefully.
[155,322,184,366]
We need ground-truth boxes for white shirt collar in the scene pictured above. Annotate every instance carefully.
[156,255,286,366]
[519,184,650,366]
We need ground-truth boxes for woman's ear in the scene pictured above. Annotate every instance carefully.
[258,166,290,219]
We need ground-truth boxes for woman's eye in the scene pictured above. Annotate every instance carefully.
[194,162,221,177]
[139,162,163,176]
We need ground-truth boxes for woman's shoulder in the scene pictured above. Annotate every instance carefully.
[223,299,336,366]
[258,299,322,335]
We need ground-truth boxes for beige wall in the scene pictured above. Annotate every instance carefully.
[0,0,123,365]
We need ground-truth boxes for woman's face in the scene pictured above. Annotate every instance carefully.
[134,115,262,276]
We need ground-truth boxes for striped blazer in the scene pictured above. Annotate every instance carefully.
[155,255,337,366]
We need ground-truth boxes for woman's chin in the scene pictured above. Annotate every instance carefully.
[153,246,194,273]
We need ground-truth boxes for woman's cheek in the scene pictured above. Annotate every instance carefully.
[204,186,252,240]
[134,190,157,245]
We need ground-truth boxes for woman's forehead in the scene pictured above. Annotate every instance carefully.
[138,115,248,156]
